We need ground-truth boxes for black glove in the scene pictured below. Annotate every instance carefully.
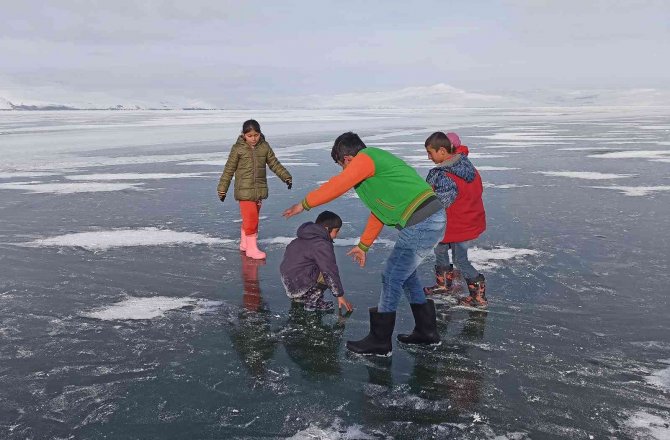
[217,190,226,202]
[286,179,292,190]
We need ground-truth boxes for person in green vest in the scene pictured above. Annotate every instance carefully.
[283,132,446,356]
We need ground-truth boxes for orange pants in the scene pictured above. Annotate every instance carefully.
[239,200,262,235]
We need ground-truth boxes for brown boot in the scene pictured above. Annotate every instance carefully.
[458,275,487,308]
[423,265,454,295]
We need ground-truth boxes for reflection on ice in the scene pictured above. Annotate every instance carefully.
[22,227,232,251]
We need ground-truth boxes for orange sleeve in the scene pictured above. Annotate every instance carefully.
[302,153,375,209]
[358,212,384,251]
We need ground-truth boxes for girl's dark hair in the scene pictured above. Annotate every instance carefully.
[331,132,367,164]
[425,131,453,153]
[315,210,342,232]
[242,119,262,134]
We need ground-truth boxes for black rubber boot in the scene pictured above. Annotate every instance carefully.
[397,299,441,345]
[346,307,396,356]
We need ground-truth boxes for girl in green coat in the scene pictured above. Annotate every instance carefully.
[217,120,292,259]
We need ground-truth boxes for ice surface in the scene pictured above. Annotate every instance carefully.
[84,296,221,320]
[21,228,231,251]
[589,185,670,197]
[0,181,144,194]
[2,108,670,439]
[534,171,634,180]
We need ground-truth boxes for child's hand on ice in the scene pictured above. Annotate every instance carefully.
[283,203,304,218]
[337,296,353,313]
[217,190,226,202]
[347,247,366,267]
[286,179,292,190]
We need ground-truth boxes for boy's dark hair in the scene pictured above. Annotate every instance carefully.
[425,131,453,153]
[242,119,262,134]
[331,132,367,164]
[315,210,342,232]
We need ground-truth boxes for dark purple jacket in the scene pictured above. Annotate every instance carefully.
[280,222,344,297]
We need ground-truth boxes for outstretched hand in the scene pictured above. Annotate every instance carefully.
[347,246,366,267]
[337,296,353,313]
[282,203,304,218]
[286,179,292,190]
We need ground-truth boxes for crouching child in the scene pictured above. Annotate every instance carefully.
[280,211,353,313]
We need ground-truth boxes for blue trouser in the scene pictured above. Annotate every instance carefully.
[377,210,446,312]
[434,240,478,280]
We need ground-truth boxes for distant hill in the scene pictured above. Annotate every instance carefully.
[2,85,669,111]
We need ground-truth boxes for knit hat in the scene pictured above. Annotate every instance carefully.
[446,132,461,148]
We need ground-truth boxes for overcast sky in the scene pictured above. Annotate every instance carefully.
[1,0,669,107]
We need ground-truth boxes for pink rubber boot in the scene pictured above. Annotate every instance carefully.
[239,227,247,252]
[244,234,266,260]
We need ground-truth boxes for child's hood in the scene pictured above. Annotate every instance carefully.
[297,222,331,242]
[434,154,477,183]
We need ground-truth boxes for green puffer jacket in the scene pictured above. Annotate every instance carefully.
[217,135,292,201]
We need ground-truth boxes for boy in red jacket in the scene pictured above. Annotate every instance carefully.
[424,132,487,308]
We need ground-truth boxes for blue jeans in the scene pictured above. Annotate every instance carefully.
[377,210,446,312]
[434,241,478,280]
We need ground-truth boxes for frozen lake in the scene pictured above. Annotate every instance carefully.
[1,108,669,439]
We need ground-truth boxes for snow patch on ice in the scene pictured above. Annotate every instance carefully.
[0,171,59,179]
[469,247,541,270]
[84,296,221,320]
[588,150,670,159]
[0,181,143,194]
[623,410,670,440]
[589,185,670,197]
[646,359,670,393]
[478,166,519,171]
[475,132,558,141]
[483,183,532,189]
[287,419,375,440]
[534,171,634,180]
[558,147,623,151]
[22,228,231,251]
[65,172,209,181]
